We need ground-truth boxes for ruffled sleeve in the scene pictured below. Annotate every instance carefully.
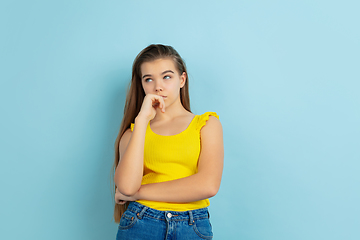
[130,123,134,131]
[196,112,219,132]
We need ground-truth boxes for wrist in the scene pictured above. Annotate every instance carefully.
[135,115,151,125]
[134,185,144,200]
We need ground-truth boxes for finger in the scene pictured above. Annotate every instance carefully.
[151,95,165,112]
[155,96,164,112]
[161,98,165,112]
[117,200,127,205]
[152,96,159,105]
[152,101,159,108]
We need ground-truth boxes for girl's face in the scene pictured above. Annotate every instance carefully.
[140,58,186,107]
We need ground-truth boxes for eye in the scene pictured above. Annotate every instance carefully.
[145,78,153,82]
[164,75,171,80]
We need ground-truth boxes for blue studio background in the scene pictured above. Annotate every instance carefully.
[1,1,359,239]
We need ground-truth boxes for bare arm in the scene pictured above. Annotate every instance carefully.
[114,117,148,196]
[114,94,166,196]
[115,116,224,203]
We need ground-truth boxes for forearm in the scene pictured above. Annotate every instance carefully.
[135,172,220,203]
[114,117,148,196]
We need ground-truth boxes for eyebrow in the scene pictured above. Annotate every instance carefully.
[142,70,175,79]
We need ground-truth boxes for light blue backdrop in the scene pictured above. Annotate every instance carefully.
[1,1,359,239]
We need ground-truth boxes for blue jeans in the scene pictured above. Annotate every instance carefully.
[116,201,213,240]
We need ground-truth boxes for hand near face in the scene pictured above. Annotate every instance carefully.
[137,94,165,121]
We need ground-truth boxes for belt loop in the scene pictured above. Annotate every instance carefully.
[188,210,194,225]
[137,206,148,219]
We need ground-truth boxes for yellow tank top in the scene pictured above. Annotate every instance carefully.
[130,112,219,211]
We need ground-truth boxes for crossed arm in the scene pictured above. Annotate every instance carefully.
[114,116,224,204]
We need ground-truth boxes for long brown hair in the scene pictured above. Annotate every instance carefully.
[111,44,191,223]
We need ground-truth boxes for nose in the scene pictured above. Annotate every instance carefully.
[154,80,163,92]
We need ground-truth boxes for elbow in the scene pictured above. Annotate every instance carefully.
[201,174,221,198]
[116,184,139,197]
[206,184,220,198]
[114,175,140,196]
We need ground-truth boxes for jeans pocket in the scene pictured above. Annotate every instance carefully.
[118,210,137,230]
[193,218,213,239]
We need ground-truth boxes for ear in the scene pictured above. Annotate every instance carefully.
[180,72,186,88]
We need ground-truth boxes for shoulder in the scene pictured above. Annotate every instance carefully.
[196,112,221,132]
[122,127,132,138]
[198,112,223,152]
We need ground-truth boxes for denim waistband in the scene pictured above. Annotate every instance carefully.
[126,201,210,224]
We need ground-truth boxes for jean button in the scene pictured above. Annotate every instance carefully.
[167,213,172,218]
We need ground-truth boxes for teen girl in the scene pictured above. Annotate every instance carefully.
[112,44,224,239]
